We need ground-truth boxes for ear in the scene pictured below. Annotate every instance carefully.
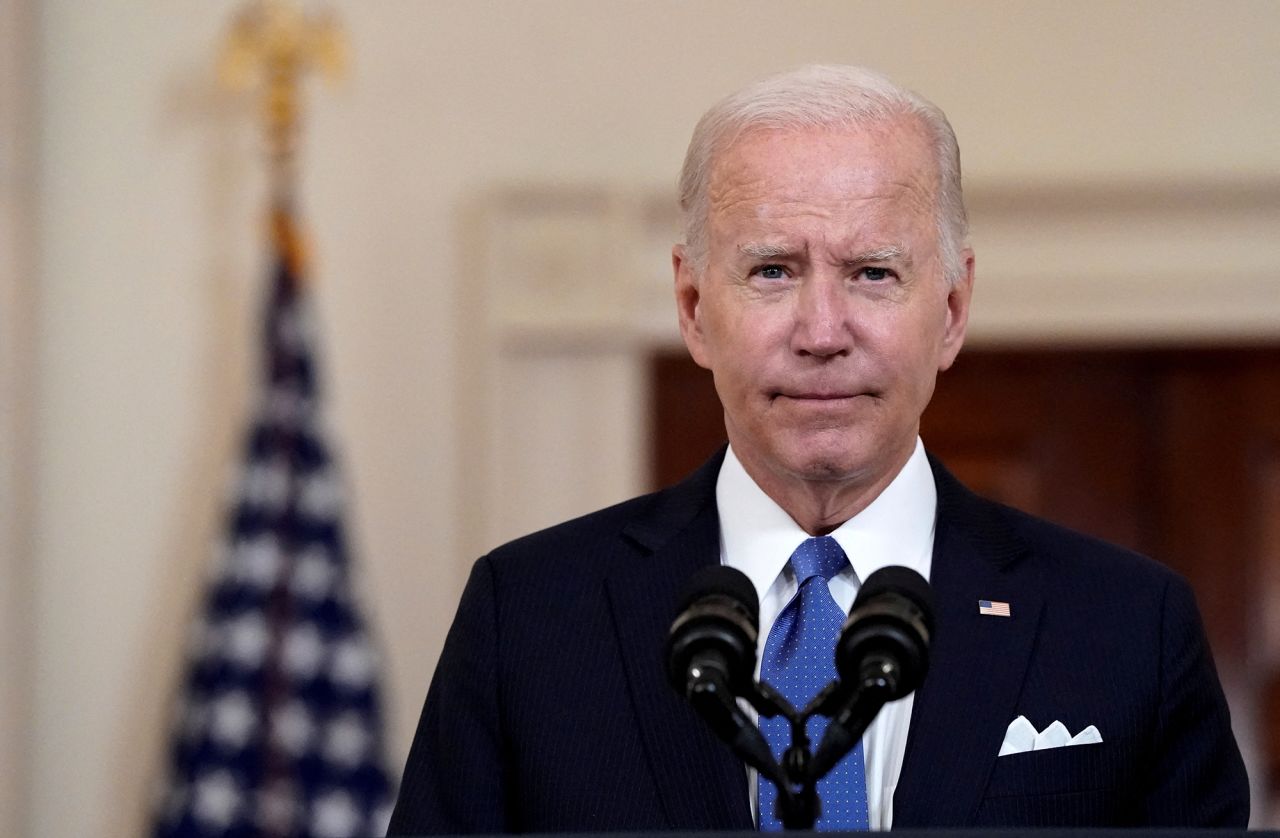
[937,248,974,372]
[673,244,711,369]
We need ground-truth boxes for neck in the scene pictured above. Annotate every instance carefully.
[733,442,916,536]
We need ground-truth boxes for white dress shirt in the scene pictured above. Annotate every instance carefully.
[716,439,937,830]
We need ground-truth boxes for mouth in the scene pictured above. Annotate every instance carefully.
[779,392,857,400]
[772,390,870,404]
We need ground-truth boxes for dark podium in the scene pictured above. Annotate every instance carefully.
[400,832,1262,837]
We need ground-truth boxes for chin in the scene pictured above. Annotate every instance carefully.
[776,436,875,484]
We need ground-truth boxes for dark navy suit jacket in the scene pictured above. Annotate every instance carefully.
[388,450,1248,832]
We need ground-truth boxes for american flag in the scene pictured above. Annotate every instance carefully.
[979,599,1012,618]
[153,208,395,837]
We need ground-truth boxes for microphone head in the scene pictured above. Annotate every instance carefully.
[666,565,760,696]
[852,565,934,634]
[837,566,933,700]
[677,565,760,625]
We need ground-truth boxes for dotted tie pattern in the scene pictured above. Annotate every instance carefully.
[758,536,869,831]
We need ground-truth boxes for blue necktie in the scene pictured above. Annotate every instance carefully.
[759,536,869,831]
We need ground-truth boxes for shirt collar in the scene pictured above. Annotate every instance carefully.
[717,439,937,602]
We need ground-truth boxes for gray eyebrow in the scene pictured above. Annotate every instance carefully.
[736,243,908,263]
[737,242,796,260]
[846,245,906,263]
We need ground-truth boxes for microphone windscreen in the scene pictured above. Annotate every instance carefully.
[678,565,760,627]
[854,566,933,625]
[839,565,934,700]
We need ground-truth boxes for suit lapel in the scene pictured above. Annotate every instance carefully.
[893,459,1046,827]
[604,450,754,830]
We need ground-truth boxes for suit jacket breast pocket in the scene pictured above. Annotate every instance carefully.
[984,739,1134,798]
[976,740,1138,827]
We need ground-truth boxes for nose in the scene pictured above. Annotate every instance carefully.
[792,274,852,358]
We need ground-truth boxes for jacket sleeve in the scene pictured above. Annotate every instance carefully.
[387,556,508,835]
[1141,574,1249,826]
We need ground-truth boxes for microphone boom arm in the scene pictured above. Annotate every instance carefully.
[686,667,788,787]
[808,652,901,781]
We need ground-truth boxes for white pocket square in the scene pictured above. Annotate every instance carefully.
[998,715,1102,756]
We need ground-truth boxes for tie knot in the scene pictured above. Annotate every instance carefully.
[789,535,849,584]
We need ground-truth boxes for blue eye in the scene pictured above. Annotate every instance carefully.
[756,265,787,280]
[861,267,892,281]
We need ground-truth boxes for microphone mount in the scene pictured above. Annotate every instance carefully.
[667,564,933,831]
[739,663,897,830]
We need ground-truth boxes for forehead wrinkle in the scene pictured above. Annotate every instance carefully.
[705,125,945,269]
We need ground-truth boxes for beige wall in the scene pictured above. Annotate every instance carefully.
[1,1,36,835]
[5,1,1278,835]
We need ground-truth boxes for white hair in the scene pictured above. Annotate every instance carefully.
[678,64,969,285]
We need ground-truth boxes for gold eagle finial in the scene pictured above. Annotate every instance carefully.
[219,0,347,202]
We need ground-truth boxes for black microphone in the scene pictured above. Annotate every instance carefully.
[666,564,759,697]
[666,565,781,783]
[837,565,933,698]
[810,566,933,780]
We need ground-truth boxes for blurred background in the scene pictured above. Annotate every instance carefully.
[2,1,1278,834]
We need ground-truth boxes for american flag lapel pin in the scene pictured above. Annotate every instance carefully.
[979,599,1012,617]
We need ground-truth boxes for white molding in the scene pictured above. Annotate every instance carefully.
[458,189,658,560]
[965,180,1280,344]
[0,0,36,832]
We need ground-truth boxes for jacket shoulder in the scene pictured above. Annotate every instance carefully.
[930,452,1183,593]
[997,501,1184,590]
[480,447,725,579]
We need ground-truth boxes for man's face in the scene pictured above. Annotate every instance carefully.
[674,119,973,499]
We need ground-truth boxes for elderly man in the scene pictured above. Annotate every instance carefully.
[389,65,1248,833]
